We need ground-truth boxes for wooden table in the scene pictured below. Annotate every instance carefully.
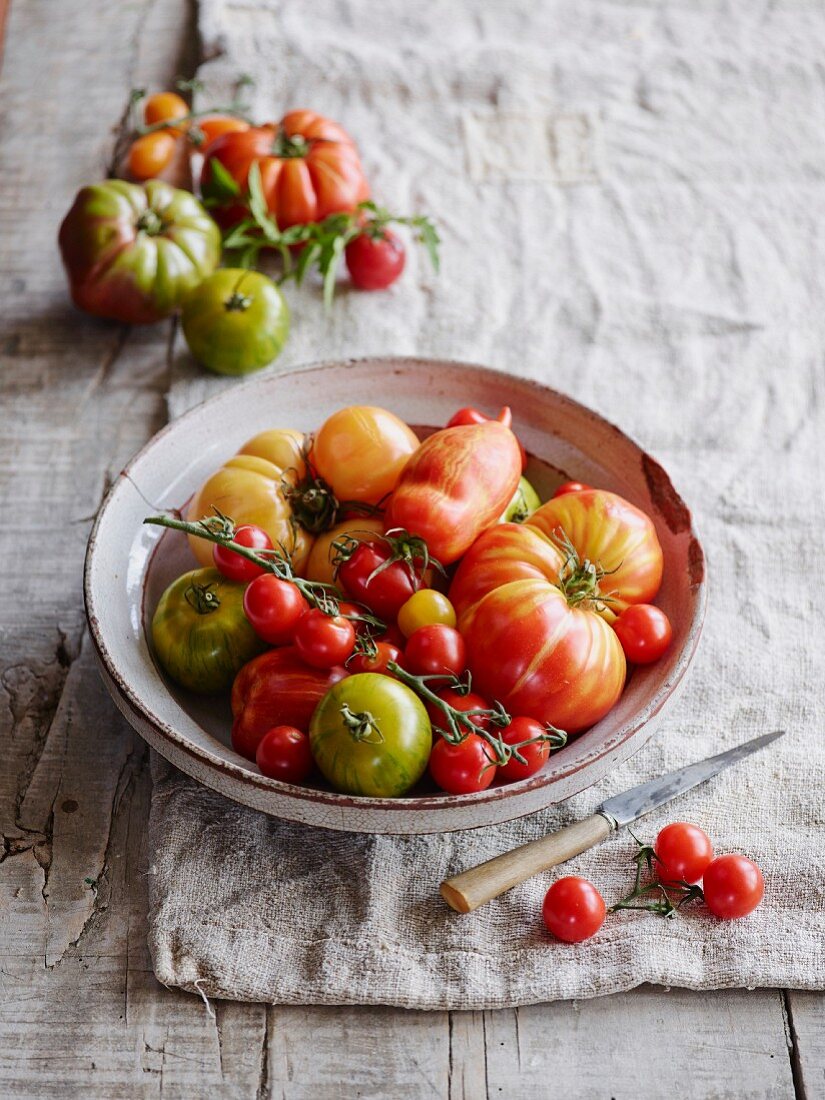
[0,2,822,1096]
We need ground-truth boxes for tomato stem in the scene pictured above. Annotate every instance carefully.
[552,527,619,613]
[184,581,221,614]
[339,703,384,745]
[608,832,705,918]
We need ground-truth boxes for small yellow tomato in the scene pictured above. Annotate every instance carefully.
[397,589,457,638]
[311,406,419,505]
[304,516,386,586]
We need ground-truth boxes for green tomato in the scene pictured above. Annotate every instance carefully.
[151,567,265,694]
[182,268,290,376]
[310,674,432,797]
[500,475,542,523]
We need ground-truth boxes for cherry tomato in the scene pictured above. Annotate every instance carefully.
[426,688,492,735]
[127,131,176,180]
[612,604,672,664]
[347,641,403,675]
[337,541,421,620]
[542,877,606,943]
[144,91,190,133]
[404,625,466,678]
[255,725,314,784]
[294,609,356,668]
[397,589,456,637]
[193,115,250,151]
[498,716,551,782]
[553,480,592,497]
[213,524,273,583]
[345,229,406,290]
[377,623,406,649]
[429,733,496,794]
[447,406,513,429]
[654,822,714,884]
[243,575,308,645]
[702,854,764,919]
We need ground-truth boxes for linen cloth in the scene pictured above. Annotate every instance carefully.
[148,0,825,1007]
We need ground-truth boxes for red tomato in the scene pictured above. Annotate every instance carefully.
[553,480,591,497]
[213,524,274,582]
[377,623,406,649]
[337,540,422,620]
[243,575,308,645]
[446,406,513,429]
[425,688,492,734]
[144,91,189,134]
[201,111,370,229]
[294,610,356,668]
[231,648,347,760]
[127,131,176,179]
[428,733,496,794]
[404,625,466,678]
[702,854,764,919]
[654,822,714,884]
[385,421,522,565]
[347,641,402,675]
[346,229,406,290]
[255,725,314,783]
[498,716,551,782]
[613,604,672,664]
[542,877,606,943]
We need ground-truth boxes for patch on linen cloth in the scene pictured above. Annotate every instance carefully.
[463,110,601,184]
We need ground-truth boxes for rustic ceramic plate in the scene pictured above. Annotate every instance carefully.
[84,357,706,834]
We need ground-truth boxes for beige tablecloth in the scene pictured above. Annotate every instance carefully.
[148,0,825,1007]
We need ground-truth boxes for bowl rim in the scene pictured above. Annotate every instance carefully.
[84,355,707,818]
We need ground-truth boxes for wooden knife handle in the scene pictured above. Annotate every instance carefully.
[440,813,614,913]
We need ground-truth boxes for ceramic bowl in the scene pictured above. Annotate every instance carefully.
[84,357,706,834]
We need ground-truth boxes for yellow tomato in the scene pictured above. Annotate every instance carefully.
[397,589,457,637]
[187,452,312,573]
[311,406,419,505]
[238,428,306,476]
[304,516,386,586]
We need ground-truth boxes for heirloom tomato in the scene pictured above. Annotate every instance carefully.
[231,647,347,760]
[305,517,385,586]
[311,406,419,506]
[58,179,220,324]
[201,110,370,228]
[447,406,512,428]
[151,567,264,694]
[385,421,522,565]
[500,476,541,523]
[309,674,431,797]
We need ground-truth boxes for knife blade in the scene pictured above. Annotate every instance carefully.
[440,730,785,913]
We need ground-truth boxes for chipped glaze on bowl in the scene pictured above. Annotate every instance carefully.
[84,358,706,834]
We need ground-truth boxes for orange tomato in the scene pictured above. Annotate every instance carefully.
[311,406,419,506]
[237,428,306,475]
[144,91,190,134]
[304,516,386,586]
[194,115,250,152]
[127,131,176,180]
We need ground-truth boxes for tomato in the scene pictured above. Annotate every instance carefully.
[255,725,314,783]
[182,268,289,376]
[654,823,714,885]
[702,855,764,919]
[613,604,672,664]
[294,609,356,668]
[311,406,419,506]
[151,567,264,694]
[498,716,551,782]
[192,115,250,151]
[553,480,591,497]
[542,877,606,943]
[201,111,370,229]
[58,179,220,324]
[404,625,466,678]
[386,421,522,565]
[447,406,512,429]
[144,91,190,133]
[213,524,273,582]
[243,575,309,645]
[347,641,403,675]
[305,517,385,585]
[231,647,347,760]
[345,229,406,290]
[425,689,492,734]
[127,131,177,180]
[449,523,625,733]
[310,674,431,797]
[500,476,541,523]
[429,734,496,795]
[336,538,424,620]
[237,427,306,471]
[397,590,456,637]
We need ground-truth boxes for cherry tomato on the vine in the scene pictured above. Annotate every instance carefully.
[213,524,273,583]
[429,733,496,795]
[553,481,592,497]
[542,877,606,943]
[345,229,406,290]
[144,91,190,133]
[654,822,714,884]
[127,131,176,180]
[498,716,551,782]
[397,589,456,637]
[243,575,308,645]
[294,609,356,669]
[612,604,672,664]
[425,688,492,735]
[194,115,250,151]
[347,641,403,675]
[337,540,422,620]
[446,406,513,429]
[404,625,466,678]
[255,725,314,784]
[702,854,764,919]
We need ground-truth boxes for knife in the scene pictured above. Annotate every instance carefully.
[440,730,784,913]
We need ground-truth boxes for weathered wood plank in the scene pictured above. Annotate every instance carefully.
[786,991,825,1100]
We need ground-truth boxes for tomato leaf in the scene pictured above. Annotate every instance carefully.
[203,156,242,204]
[322,235,346,311]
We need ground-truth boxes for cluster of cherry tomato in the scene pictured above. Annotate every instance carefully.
[543,822,765,943]
[126,91,248,181]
